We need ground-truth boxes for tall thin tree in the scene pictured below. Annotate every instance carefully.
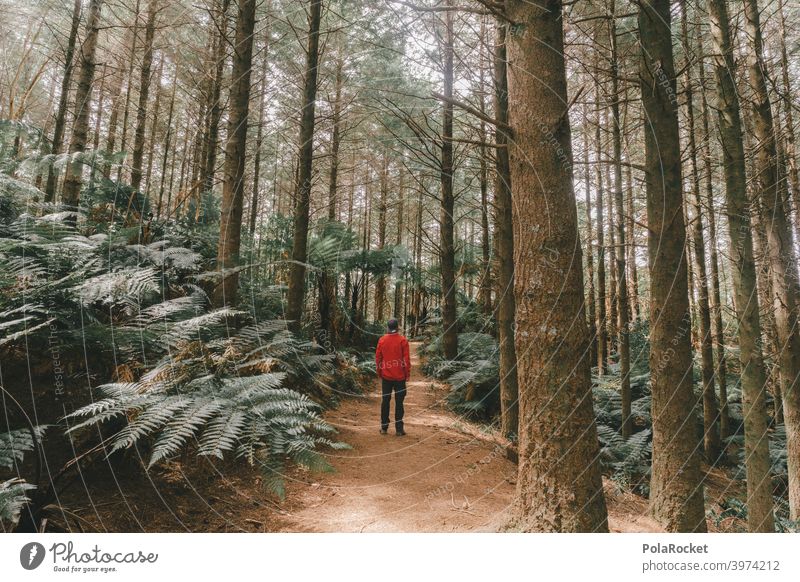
[638,0,706,532]
[742,0,800,521]
[44,0,81,202]
[61,0,103,214]
[493,20,518,440]
[286,0,324,328]
[213,0,257,306]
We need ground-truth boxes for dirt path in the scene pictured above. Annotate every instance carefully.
[275,342,518,532]
[271,342,664,533]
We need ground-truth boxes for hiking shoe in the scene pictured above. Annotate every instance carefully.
[396,430,406,436]
[380,429,388,435]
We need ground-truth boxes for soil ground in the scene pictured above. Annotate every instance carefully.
[45,342,743,533]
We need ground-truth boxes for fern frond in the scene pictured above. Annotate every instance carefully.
[148,400,225,467]
[0,479,36,525]
[0,426,47,470]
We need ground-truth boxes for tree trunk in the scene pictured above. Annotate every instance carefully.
[594,107,608,375]
[478,17,492,316]
[202,0,231,195]
[157,66,178,218]
[144,58,163,199]
[681,1,720,462]
[777,0,800,243]
[103,34,131,180]
[129,0,158,195]
[621,83,640,322]
[393,169,405,322]
[706,0,774,532]
[607,137,618,357]
[506,0,608,532]
[61,0,103,213]
[438,0,458,360]
[493,21,518,441]
[625,150,640,322]
[696,35,729,441]
[583,124,598,369]
[285,0,323,329]
[319,50,342,337]
[250,14,271,235]
[328,55,344,222]
[213,0,257,307]
[412,187,424,336]
[608,1,631,439]
[742,0,800,522]
[117,0,141,183]
[375,152,389,323]
[752,207,784,429]
[638,0,706,532]
[45,0,81,203]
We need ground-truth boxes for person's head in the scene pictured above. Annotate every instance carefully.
[387,318,399,333]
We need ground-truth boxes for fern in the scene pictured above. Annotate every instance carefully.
[66,321,349,497]
[0,191,361,507]
[0,426,47,470]
[597,425,652,488]
[0,479,36,526]
[0,426,45,528]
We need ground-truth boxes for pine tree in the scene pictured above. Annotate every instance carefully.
[214,0,257,306]
[506,0,608,532]
[638,0,706,532]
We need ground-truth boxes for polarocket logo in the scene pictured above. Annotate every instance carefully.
[20,542,46,570]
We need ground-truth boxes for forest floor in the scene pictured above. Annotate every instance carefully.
[54,342,743,532]
[270,342,665,533]
[272,341,517,532]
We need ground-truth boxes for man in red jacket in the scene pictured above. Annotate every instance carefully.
[375,318,411,435]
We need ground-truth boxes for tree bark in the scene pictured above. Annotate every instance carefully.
[608,1,631,438]
[493,20,518,441]
[144,58,163,200]
[130,0,158,195]
[285,0,323,329]
[638,0,706,532]
[681,1,720,462]
[61,0,103,213]
[376,152,389,322]
[45,0,81,203]
[777,0,800,243]
[506,0,608,532]
[594,89,608,375]
[393,168,406,322]
[706,0,774,531]
[583,123,598,369]
[439,0,458,360]
[213,0,257,306]
[202,0,231,195]
[157,66,178,218]
[250,13,271,235]
[478,16,492,316]
[742,0,800,522]
[328,54,344,222]
[117,0,141,183]
[696,35,729,441]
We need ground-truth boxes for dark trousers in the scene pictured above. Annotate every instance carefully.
[380,378,406,432]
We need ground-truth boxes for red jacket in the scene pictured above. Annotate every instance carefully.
[375,332,411,381]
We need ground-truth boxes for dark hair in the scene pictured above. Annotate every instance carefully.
[387,318,399,331]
